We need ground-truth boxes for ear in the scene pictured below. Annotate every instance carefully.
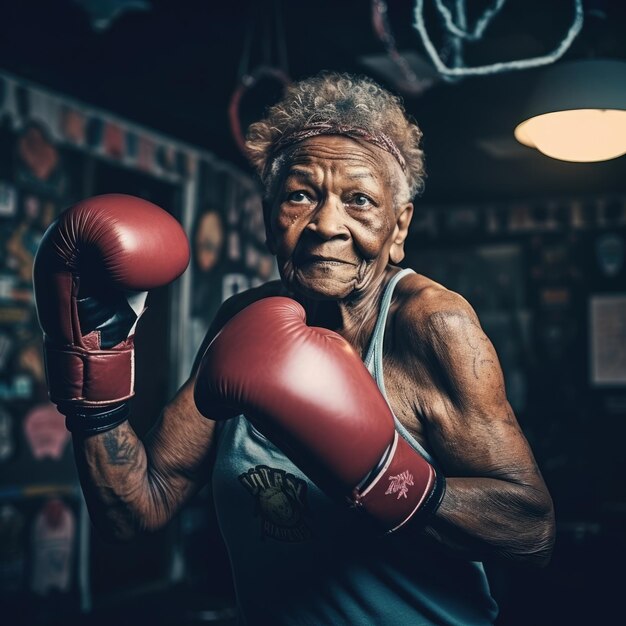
[262,198,277,254]
[389,203,413,264]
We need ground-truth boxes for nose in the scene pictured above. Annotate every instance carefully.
[305,195,349,241]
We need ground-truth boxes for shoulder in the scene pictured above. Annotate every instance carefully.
[393,272,480,347]
[393,271,505,410]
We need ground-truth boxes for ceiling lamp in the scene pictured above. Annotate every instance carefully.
[514,59,626,162]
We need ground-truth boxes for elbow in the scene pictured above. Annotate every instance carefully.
[532,504,556,568]
[488,485,556,567]
[514,495,556,568]
[522,520,555,568]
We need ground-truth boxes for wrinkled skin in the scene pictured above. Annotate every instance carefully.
[266,135,412,302]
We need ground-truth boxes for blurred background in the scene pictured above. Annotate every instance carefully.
[0,1,624,624]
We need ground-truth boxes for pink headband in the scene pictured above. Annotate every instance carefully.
[266,121,407,177]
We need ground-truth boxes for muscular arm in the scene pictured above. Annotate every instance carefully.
[72,282,284,541]
[404,294,555,566]
[72,376,215,541]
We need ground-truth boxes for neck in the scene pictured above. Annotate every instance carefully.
[294,265,399,355]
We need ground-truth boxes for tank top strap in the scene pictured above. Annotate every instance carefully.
[363,268,434,463]
[364,268,415,382]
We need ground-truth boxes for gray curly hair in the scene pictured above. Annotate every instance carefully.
[246,72,425,201]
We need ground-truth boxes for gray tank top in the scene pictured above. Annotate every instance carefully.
[212,269,498,625]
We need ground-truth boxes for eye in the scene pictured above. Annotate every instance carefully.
[286,191,311,203]
[349,194,373,207]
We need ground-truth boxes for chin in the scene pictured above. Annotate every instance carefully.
[289,273,358,301]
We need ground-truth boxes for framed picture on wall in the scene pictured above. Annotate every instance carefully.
[590,294,626,386]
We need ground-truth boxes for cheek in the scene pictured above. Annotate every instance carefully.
[272,207,307,250]
[350,213,395,257]
[274,205,303,230]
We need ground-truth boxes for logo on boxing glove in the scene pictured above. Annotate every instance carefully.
[385,470,415,500]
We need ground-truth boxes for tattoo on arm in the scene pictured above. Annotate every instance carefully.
[102,429,139,465]
[472,354,495,380]
[463,323,495,380]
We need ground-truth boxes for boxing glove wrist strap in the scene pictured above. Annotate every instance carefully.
[413,468,446,523]
[354,431,446,533]
[45,343,134,405]
[63,402,130,436]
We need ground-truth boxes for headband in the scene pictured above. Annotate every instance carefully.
[265,121,407,178]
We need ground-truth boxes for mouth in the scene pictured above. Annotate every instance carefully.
[297,254,357,266]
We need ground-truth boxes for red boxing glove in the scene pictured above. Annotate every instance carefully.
[194,297,445,533]
[33,194,189,432]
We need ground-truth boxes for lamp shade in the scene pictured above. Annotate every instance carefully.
[514,59,626,162]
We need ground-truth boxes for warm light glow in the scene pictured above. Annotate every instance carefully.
[515,109,626,162]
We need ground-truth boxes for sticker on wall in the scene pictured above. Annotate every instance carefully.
[596,233,624,278]
[103,121,125,159]
[31,499,75,596]
[15,122,66,197]
[17,122,59,181]
[191,208,226,319]
[137,135,156,171]
[60,106,86,146]
[23,403,69,461]
[195,210,224,274]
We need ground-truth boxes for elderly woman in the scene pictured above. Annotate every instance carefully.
[44,73,554,625]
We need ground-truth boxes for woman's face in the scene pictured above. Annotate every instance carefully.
[266,135,412,301]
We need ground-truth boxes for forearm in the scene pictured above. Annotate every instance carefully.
[72,421,174,541]
[422,477,555,566]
